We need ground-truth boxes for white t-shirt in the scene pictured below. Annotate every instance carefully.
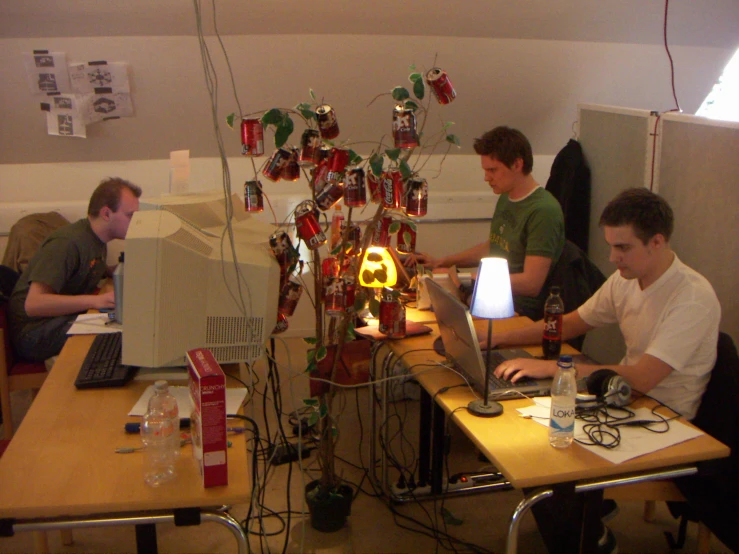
[578,254,721,420]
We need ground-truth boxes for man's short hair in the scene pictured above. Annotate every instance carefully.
[599,188,674,244]
[88,177,142,217]
[473,126,534,175]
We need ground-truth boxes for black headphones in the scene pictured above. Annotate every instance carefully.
[585,369,632,408]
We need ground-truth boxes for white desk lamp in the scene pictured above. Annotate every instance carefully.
[468,257,515,417]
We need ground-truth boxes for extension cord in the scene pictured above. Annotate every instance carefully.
[391,472,510,500]
[268,443,312,466]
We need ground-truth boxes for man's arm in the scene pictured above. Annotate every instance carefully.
[509,254,553,298]
[484,309,593,347]
[404,241,489,270]
[25,282,115,317]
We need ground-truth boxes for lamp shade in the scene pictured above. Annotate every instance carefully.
[469,257,514,320]
[358,246,398,288]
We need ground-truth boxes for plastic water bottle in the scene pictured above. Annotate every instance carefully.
[542,286,564,360]
[549,355,577,448]
[140,405,176,487]
[147,380,180,458]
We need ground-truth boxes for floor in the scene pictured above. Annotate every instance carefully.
[0,339,732,554]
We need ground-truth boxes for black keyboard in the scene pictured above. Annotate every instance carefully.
[483,351,538,389]
[74,333,137,389]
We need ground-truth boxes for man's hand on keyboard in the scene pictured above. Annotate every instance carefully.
[494,358,556,383]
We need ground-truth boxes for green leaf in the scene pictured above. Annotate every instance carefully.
[403,230,412,245]
[261,108,283,126]
[413,78,425,100]
[226,113,235,129]
[369,297,380,317]
[316,345,328,362]
[296,103,316,121]
[303,398,319,406]
[319,403,328,418]
[446,134,461,147]
[408,72,422,83]
[385,148,401,162]
[348,149,362,166]
[307,349,316,363]
[399,160,412,180]
[408,63,416,71]
[274,116,294,148]
[331,427,339,437]
[308,412,319,426]
[353,294,366,312]
[345,321,356,341]
[306,360,316,373]
[388,221,401,235]
[405,220,417,232]
[309,88,316,100]
[443,121,455,129]
[441,507,464,526]
[304,337,318,345]
[391,87,410,101]
[330,243,342,256]
[370,153,384,177]
[404,100,419,112]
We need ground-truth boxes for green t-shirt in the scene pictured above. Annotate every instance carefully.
[489,187,564,317]
[9,218,107,337]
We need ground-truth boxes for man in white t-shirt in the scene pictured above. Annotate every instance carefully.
[487,187,721,553]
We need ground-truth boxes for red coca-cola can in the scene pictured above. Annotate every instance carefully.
[425,67,456,105]
[372,215,393,247]
[241,118,264,156]
[278,279,303,317]
[295,200,327,250]
[393,105,419,149]
[316,104,339,140]
[367,172,382,204]
[316,181,344,211]
[281,148,301,181]
[405,177,428,217]
[299,129,321,167]
[397,223,417,253]
[344,167,366,208]
[324,276,346,316]
[244,180,264,213]
[262,148,291,182]
[379,289,406,338]
[311,160,331,192]
[382,170,404,209]
[327,148,350,182]
[272,313,289,335]
[321,257,340,302]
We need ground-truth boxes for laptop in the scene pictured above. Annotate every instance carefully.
[425,277,552,399]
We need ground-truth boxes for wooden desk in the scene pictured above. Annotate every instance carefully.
[0,333,250,553]
[374,317,730,553]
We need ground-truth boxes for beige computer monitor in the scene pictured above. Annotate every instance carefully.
[121,209,280,370]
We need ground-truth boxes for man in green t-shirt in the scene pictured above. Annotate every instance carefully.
[407,126,564,319]
[8,177,142,362]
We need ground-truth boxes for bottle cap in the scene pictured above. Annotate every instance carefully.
[558,355,572,364]
[154,380,169,391]
[550,286,560,295]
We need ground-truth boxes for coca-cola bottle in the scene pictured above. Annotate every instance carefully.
[542,286,564,360]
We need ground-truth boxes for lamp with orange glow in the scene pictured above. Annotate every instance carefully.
[358,246,398,288]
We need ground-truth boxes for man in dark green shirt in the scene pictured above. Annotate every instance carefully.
[9,177,141,362]
[407,126,564,319]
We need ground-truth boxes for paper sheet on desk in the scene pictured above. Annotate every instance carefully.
[517,400,705,464]
[67,313,121,334]
[128,385,248,418]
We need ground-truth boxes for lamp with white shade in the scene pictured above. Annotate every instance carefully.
[467,257,515,417]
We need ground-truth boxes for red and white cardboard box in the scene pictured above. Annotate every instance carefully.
[187,348,228,488]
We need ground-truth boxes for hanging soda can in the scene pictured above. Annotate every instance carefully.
[298,129,321,167]
[382,170,404,209]
[344,167,367,208]
[311,160,331,192]
[278,279,303,317]
[317,145,332,165]
[425,67,456,105]
[316,104,339,140]
[397,223,417,253]
[272,313,289,335]
[367,172,382,204]
[262,148,291,182]
[295,200,327,250]
[321,257,340,302]
[269,230,299,274]
[327,147,350,182]
[372,215,393,247]
[379,288,406,338]
[315,181,344,211]
[343,270,356,311]
[244,180,264,213]
[392,105,419,149]
[281,148,301,181]
[342,221,362,255]
[324,277,346,316]
[405,177,428,217]
[240,118,264,156]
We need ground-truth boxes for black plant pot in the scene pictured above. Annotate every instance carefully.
[305,480,353,532]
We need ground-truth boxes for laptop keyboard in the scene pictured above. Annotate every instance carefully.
[482,350,538,389]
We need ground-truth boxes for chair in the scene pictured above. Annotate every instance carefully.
[604,332,739,553]
[0,266,49,440]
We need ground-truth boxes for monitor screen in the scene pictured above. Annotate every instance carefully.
[121,208,280,369]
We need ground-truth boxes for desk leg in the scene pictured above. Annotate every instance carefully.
[580,489,604,554]
[430,400,446,496]
[417,387,432,487]
[135,523,157,554]
[506,487,553,554]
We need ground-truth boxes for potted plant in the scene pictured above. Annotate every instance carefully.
[229,64,459,531]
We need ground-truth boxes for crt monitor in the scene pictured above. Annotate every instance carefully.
[121,209,280,369]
